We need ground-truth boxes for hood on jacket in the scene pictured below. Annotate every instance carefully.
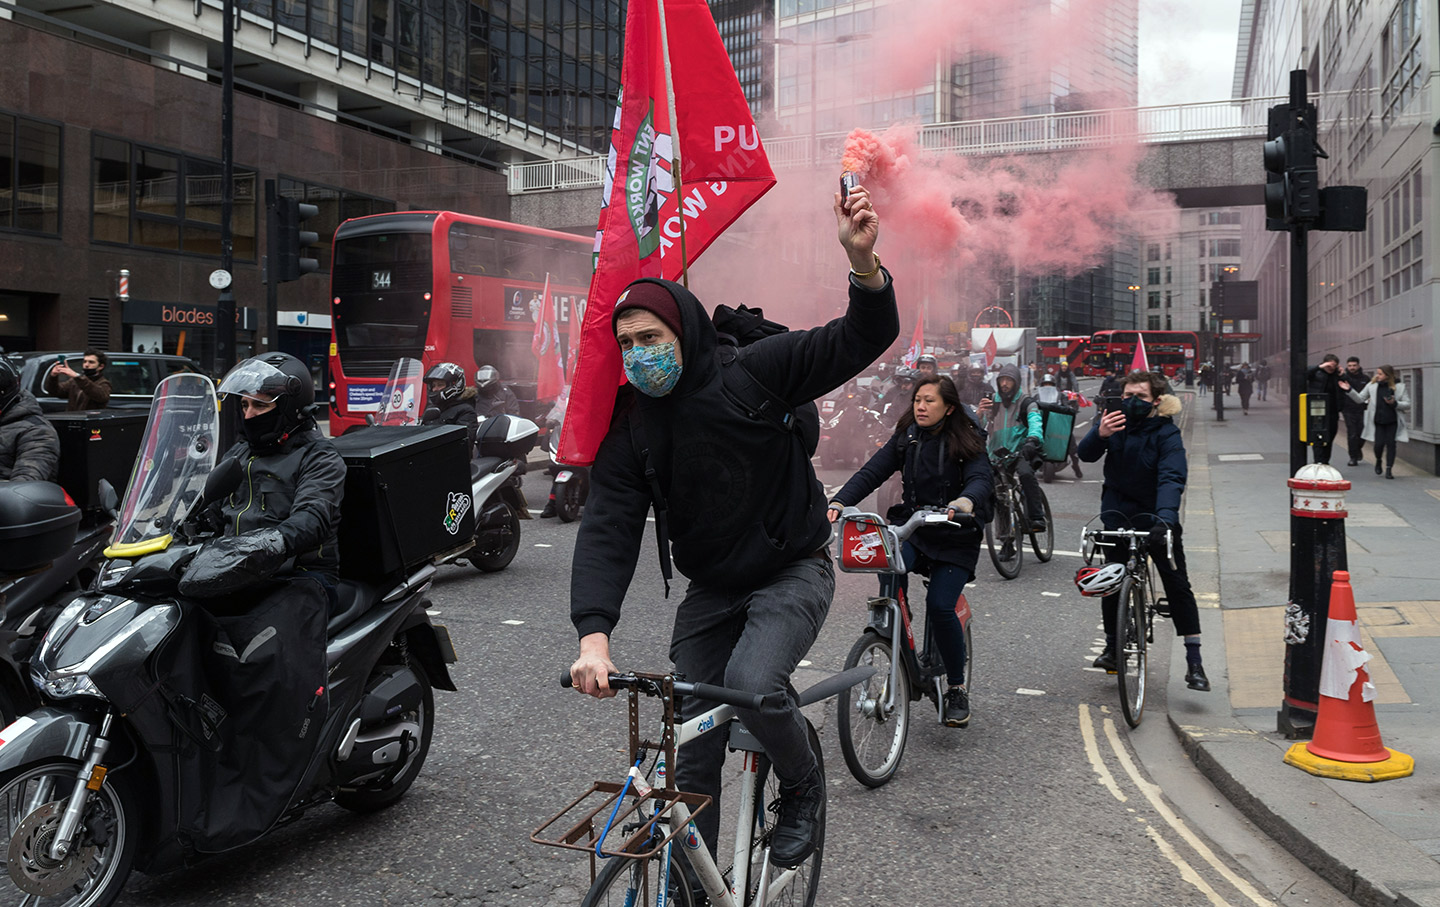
[0,391,43,424]
[458,387,478,403]
[1152,394,1182,418]
[619,278,719,404]
[995,364,1024,400]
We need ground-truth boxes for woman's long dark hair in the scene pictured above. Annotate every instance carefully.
[894,375,986,462]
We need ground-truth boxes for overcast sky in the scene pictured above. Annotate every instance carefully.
[1138,0,1245,107]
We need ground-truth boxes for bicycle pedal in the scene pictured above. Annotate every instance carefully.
[1153,598,1171,618]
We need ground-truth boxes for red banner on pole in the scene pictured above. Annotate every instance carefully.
[557,0,776,465]
[1130,334,1150,373]
[903,316,924,368]
[531,273,564,401]
[983,332,999,367]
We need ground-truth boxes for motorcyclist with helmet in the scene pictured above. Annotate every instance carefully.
[914,353,939,380]
[206,352,347,587]
[978,363,1047,531]
[957,365,989,408]
[878,367,915,418]
[0,358,60,483]
[421,362,479,451]
[473,365,520,420]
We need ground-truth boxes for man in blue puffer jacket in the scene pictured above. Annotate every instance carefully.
[1076,369,1209,692]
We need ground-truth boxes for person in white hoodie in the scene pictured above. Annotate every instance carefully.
[1339,363,1411,479]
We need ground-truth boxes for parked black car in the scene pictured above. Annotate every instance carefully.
[4,350,207,412]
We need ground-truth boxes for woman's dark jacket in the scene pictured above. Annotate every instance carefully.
[570,273,899,640]
[1076,394,1185,530]
[830,417,994,574]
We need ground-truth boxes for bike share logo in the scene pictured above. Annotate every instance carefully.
[443,491,472,535]
[847,529,884,566]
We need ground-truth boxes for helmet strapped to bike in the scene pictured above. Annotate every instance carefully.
[425,362,466,404]
[475,364,500,392]
[218,353,315,451]
[1074,562,1126,597]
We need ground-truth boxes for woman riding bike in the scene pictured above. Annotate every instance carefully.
[827,374,993,727]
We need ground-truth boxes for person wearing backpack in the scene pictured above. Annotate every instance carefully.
[568,184,895,874]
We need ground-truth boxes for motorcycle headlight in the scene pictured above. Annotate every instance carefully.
[36,671,104,701]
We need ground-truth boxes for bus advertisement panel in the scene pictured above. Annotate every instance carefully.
[328,211,591,434]
[1085,330,1198,378]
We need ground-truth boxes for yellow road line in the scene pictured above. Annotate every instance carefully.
[1146,826,1234,907]
[1077,703,1127,803]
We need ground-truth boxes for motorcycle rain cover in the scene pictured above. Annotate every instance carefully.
[557,0,775,465]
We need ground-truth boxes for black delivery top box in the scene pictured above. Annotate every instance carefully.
[330,424,476,581]
[45,411,149,511]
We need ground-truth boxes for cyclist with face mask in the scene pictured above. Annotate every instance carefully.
[568,183,895,879]
[1076,369,1208,691]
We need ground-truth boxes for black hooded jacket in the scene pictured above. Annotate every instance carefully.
[571,274,899,639]
[425,386,480,451]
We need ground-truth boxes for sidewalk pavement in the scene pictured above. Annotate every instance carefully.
[1172,388,1440,907]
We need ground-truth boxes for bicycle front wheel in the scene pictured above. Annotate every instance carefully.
[836,633,911,788]
[1116,575,1148,728]
[985,486,1023,580]
[751,721,824,907]
[580,850,697,907]
[1029,488,1054,562]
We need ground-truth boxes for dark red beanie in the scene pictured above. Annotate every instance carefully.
[612,281,684,339]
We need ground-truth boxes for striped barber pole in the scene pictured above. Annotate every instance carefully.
[117,269,130,301]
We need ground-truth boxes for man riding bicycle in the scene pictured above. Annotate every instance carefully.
[1075,369,1209,692]
[978,363,1046,531]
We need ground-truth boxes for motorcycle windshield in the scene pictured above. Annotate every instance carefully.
[111,373,220,552]
[376,357,425,426]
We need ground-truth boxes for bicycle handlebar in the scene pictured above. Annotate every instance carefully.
[560,671,778,712]
[1082,525,1176,570]
[837,505,977,544]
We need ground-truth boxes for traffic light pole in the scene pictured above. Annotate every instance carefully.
[215,0,236,377]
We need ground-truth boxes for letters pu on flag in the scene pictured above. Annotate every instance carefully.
[558,0,776,465]
[1129,334,1150,373]
[531,273,564,401]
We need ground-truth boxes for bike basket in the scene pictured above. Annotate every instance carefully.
[837,514,904,573]
[530,781,712,860]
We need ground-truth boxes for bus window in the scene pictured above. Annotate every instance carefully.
[333,232,430,266]
[449,223,499,275]
[503,239,540,280]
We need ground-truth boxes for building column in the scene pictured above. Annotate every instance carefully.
[410,118,442,153]
[299,81,339,122]
[150,30,208,80]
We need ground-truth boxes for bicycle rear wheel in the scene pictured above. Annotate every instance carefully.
[1115,575,1148,728]
[985,486,1023,580]
[750,721,824,907]
[1029,488,1054,562]
[836,633,911,788]
[580,850,697,907]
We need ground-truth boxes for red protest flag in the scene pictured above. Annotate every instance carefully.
[983,332,999,367]
[1129,334,1150,373]
[531,273,564,400]
[558,0,776,465]
[903,315,924,368]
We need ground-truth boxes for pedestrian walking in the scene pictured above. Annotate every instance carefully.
[1339,364,1410,479]
[1304,354,1343,465]
[1340,356,1370,466]
[1235,363,1254,414]
[1256,361,1271,401]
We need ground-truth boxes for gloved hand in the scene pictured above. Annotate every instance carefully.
[947,496,974,515]
[178,528,290,598]
[1021,438,1042,462]
[1148,522,1174,554]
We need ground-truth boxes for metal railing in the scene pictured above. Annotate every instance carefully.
[507,95,1289,194]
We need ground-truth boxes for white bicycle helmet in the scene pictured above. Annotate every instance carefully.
[1074,563,1126,597]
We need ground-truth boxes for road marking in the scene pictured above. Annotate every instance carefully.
[1016,688,1045,696]
[1041,591,1062,597]
[426,609,442,616]
[1145,826,1232,907]
[1077,704,1127,803]
[798,660,813,668]
[1052,549,1083,558]
[1102,716,1272,906]
[502,619,525,626]
[1217,454,1264,461]
[534,543,553,548]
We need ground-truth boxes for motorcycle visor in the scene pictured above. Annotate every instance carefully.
[218,359,294,403]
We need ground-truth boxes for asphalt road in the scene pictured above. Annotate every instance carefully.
[115,388,1356,907]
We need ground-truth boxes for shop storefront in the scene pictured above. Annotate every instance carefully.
[122,299,258,366]
[277,311,333,404]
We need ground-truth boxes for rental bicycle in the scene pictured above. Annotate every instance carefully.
[832,506,976,787]
[536,666,872,906]
[1078,518,1175,728]
[986,450,1053,579]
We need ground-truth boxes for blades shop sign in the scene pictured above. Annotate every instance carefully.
[123,300,258,330]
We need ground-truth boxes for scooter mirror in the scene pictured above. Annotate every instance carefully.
[423,406,442,423]
[365,413,377,426]
[97,478,119,516]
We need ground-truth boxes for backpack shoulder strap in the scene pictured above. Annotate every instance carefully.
[718,346,820,455]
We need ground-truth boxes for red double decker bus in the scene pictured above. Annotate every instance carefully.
[327,211,591,434]
[1085,330,1198,378]
[1037,335,1090,372]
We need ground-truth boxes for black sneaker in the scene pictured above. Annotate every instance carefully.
[1029,519,1048,533]
[943,686,970,728]
[539,503,557,518]
[1185,662,1211,692]
[1093,649,1117,673]
[769,767,824,868]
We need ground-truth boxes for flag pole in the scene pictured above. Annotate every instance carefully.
[655,0,691,288]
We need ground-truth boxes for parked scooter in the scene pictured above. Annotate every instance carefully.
[540,394,588,523]
[0,372,458,907]
[371,359,537,571]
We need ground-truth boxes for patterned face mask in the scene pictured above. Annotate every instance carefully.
[622,342,682,397]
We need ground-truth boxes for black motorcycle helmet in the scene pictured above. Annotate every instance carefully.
[425,362,466,404]
[0,358,19,413]
[218,352,316,449]
[475,365,500,393]
[915,354,938,374]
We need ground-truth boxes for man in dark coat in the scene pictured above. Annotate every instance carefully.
[0,359,60,482]
[568,185,894,873]
[1340,356,1370,466]
[1077,369,1208,692]
[45,350,112,410]
[1304,354,1343,464]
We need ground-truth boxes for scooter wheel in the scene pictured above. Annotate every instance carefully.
[335,665,434,813]
[469,501,522,572]
[557,481,583,523]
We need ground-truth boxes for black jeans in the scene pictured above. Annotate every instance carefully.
[670,555,833,855]
[1100,525,1200,639]
[1373,421,1398,469]
[1344,409,1367,462]
[891,544,972,686]
[1015,457,1045,524]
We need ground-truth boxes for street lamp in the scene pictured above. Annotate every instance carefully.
[1126,284,1140,328]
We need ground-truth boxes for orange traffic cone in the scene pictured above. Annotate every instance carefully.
[1284,571,1414,781]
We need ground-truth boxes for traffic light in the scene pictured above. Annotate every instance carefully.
[1263,101,1321,227]
[275,196,320,283]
